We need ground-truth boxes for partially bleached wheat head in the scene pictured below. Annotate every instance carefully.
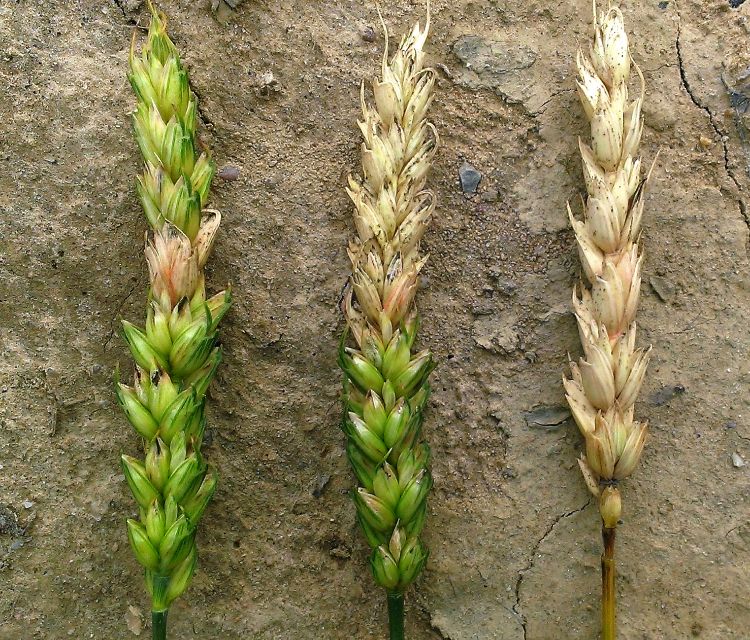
[339,14,438,594]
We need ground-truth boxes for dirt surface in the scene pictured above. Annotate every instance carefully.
[1,0,750,638]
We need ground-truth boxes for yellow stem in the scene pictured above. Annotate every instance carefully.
[601,525,616,640]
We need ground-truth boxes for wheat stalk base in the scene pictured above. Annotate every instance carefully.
[387,593,405,640]
[151,610,168,640]
[601,525,616,640]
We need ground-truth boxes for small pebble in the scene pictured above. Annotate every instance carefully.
[459,161,482,195]
[218,165,240,181]
[312,474,331,498]
[253,70,282,98]
[435,62,452,78]
[731,452,746,468]
[361,26,376,43]
[523,405,571,430]
[649,384,686,407]
[650,276,676,303]
[125,605,142,636]
[698,135,712,148]
[480,188,499,202]
[22,500,34,509]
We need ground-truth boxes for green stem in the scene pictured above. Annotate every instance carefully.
[387,592,405,640]
[601,526,616,640]
[152,609,168,640]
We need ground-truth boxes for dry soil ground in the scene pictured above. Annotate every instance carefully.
[1,0,749,638]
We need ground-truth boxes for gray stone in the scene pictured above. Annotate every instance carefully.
[459,161,482,195]
[523,405,571,430]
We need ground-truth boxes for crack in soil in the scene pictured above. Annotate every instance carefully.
[111,0,137,25]
[512,498,591,639]
[190,81,216,131]
[675,3,748,246]
[103,280,140,350]
[428,618,451,640]
[530,88,575,117]
[675,9,740,190]
[738,199,750,252]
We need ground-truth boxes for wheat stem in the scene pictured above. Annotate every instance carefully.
[601,526,616,640]
[387,593,405,640]
[151,610,168,640]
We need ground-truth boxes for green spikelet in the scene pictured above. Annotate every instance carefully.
[117,3,229,631]
[339,9,436,610]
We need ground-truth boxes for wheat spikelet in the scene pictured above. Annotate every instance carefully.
[115,4,230,634]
